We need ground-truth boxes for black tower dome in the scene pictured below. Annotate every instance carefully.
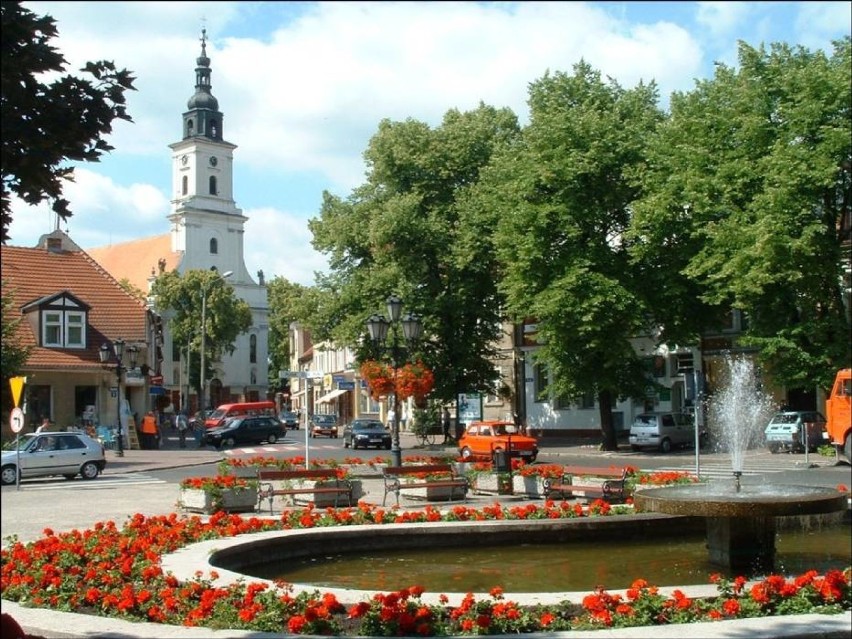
[182,29,223,141]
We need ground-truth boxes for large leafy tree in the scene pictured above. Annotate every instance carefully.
[631,39,852,391]
[309,104,521,401]
[149,270,252,398]
[481,62,664,450]
[266,276,315,393]
[1,1,135,242]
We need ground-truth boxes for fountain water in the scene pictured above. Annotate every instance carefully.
[634,354,846,572]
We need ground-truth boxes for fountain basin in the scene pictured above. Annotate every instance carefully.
[633,484,848,518]
[634,484,847,573]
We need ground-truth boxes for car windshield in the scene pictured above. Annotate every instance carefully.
[491,424,517,436]
[353,422,384,431]
[314,415,335,424]
[2,435,36,451]
[771,414,798,424]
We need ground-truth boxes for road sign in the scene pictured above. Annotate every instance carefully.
[10,407,24,433]
[279,370,324,379]
[9,376,26,408]
[150,374,164,386]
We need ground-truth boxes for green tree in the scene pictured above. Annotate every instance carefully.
[1,1,135,242]
[149,270,252,398]
[631,39,852,391]
[309,104,521,401]
[481,63,664,450]
[266,276,314,393]
[1,281,32,418]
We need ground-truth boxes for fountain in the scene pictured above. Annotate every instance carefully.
[634,355,847,573]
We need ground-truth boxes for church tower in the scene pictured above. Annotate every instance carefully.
[165,30,269,407]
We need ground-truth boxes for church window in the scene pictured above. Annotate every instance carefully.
[250,334,257,363]
[186,119,194,136]
[209,238,218,254]
[209,175,217,195]
[181,175,188,195]
[211,121,218,138]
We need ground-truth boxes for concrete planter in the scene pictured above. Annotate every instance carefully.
[291,479,363,507]
[471,473,513,495]
[179,487,258,514]
[399,484,467,502]
[512,475,547,498]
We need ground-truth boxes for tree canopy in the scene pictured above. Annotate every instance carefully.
[1,1,135,242]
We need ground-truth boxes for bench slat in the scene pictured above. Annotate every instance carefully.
[544,466,629,503]
[258,468,352,513]
[382,464,468,506]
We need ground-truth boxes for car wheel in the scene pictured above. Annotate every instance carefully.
[223,437,236,448]
[660,438,672,453]
[460,447,474,460]
[1,465,18,486]
[80,461,100,480]
[267,434,278,444]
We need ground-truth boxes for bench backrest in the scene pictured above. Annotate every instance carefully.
[561,466,627,479]
[258,469,340,481]
[383,464,455,477]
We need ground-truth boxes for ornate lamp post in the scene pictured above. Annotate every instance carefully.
[199,270,233,421]
[99,338,138,457]
[366,294,423,467]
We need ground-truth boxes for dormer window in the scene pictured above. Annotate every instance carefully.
[23,291,90,349]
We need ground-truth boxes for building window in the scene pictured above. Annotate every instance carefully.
[209,175,217,195]
[186,119,194,136]
[181,175,188,195]
[250,334,257,363]
[171,339,181,362]
[578,391,595,409]
[42,310,85,348]
[209,238,218,254]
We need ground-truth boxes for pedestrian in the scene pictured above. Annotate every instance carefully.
[140,411,158,450]
[441,407,451,444]
[175,410,189,448]
[387,408,396,430]
[35,417,50,433]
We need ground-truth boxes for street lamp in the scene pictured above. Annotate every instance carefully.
[199,270,233,421]
[99,338,138,457]
[366,294,423,467]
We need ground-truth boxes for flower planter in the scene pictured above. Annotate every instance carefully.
[471,473,513,495]
[291,479,363,507]
[179,486,258,514]
[398,484,467,502]
[512,475,547,499]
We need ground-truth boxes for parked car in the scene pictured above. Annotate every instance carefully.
[203,415,285,449]
[764,410,827,454]
[278,410,300,430]
[310,414,339,438]
[629,412,707,453]
[342,419,391,449]
[457,420,538,462]
[1,431,107,485]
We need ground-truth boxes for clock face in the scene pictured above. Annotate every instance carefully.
[180,155,188,165]
[209,156,218,167]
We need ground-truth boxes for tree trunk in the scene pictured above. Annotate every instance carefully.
[597,389,618,451]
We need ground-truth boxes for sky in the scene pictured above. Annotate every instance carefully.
[8,1,851,286]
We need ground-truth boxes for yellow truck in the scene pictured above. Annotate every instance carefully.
[825,368,851,464]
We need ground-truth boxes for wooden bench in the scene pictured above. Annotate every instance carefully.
[543,465,629,503]
[382,464,469,506]
[257,469,354,513]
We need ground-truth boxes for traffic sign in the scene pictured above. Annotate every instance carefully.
[279,370,324,379]
[10,407,24,433]
[9,376,26,408]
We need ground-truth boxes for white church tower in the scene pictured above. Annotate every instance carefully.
[166,30,269,407]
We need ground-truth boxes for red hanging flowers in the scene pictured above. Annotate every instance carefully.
[360,360,434,402]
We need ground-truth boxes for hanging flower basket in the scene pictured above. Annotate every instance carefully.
[360,359,434,401]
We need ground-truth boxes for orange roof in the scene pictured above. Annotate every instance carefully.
[86,234,181,292]
[1,238,149,371]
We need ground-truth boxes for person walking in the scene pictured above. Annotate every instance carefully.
[441,407,451,444]
[140,411,158,450]
[175,410,189,448]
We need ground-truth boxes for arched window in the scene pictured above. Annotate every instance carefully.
[211,121,218,138]
[250,334,257,363]
[209,176,217,195]
[209,238,218,254]
[181,175,188,195]
[186,119,194,136]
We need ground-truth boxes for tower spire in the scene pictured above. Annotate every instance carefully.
[182,28,223,141]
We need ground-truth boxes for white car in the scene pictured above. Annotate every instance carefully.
[1,431,107,485]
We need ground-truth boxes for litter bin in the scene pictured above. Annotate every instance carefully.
[492,448,510,473]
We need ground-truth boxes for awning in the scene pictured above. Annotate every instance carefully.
[316,388,347,404]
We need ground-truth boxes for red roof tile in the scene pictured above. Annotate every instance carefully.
[1,238,149,371]
[86,234,181,293]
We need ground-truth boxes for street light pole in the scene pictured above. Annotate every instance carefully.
[99,339,138,457]
[199,270,233,421]
[366,295,423,467]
